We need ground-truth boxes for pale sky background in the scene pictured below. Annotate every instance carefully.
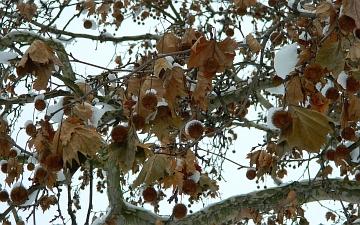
[0,1,349,224]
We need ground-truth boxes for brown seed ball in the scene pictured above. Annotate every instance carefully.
[157,105,170,118]
[246,169,256,180]
[355,28,360,40]
[45,153,63,171]
[271,110,293,129]
[34,99,46,111]
[268,0,277,6]
[335,145,350,158]
[1,163,8,173]
[341,126,356,141]
[225,28,235,37]
[346,76,360,93]
[10,186,28,205]
[141,93,158,110]
[130,114,146,130]
[355,171,360,182]
[62,96,74,116]
[114,1,124,8]
[0,190,9,202]
[303,63,325,83]
[236,7,247,16]
[326,149,335,161]
[25,124,36,136]
[270,32,283,46]
[9,149,18,158]
[182,179,198,195]
[83,20,93,29]
[173,203,187,219]
[203,57,219,74]
[338,15,356,33]
[116,14,124,22]
[325,87,339,102]
[34,167,48,184]
[272,75,284,87]
[27,163,35,171]
[111,125,128,143]
[142,187,157,202]
[186,120,204,139]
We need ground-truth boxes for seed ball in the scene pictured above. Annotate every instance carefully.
[130,114,146,130]
[1,163,8,173]
[203,57,219,74]
[272,75,284,87]
[182,179,198,195]
[141,93,158,110]
[157,105,170,118]
[325,87,339,102]
[114,1,123,8]
[34,99,46,111]
[341,126,356,141]
[25,123,36,136]
[10,186,28,205]
[111,125,128,143]
[142,187,157,202]
[45,153,63,171]
[225,28,234,37]
[27,163,35,171]
[355,28,360,40]
[338,15,356,33]
[0,190,9,202]
[83,20,93,29]
[173,203,187,219]
[346,76,360,93]
[326,149,335,161]
[271,110,293,129]
[270,32,283,46]
[185,120,204,139]
[236,7,247,16]
[355,171,360,182]
[34,167,48,184]
[246,169,256,180]
[335,145,350,158]
[268,0,277,6]
[303,63,325,83]
[9,149,18,158]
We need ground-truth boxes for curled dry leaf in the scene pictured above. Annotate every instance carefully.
[187,36,238,73]
[156,33,181,54]
[17,2,37,21]
[16,40,63,91]
[233,0,256,8]
[52,118,104,167]
[279,106,334,153]
[246,34,262,54]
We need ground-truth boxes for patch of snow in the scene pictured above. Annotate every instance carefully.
[0,51,18,65]
[337,71,347,89]
[34,94,45,101]
[189,170,200,183]
[274,43,299,79]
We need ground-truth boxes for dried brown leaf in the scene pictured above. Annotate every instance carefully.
[286,74,304,105]
[342,0,360,28]
[246,34,262,53]
[156,33,181,54]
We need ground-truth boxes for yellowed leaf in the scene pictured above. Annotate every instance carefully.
[348,94,360,122]
[180,28,198,50]
[246,34,262,53]
[17,2,37,21]
[52,118,104,167]
[193,72,212,111]
[347,41,360,61]
[285,74,304,105]
[315,33,345,77]
[279,106,334,153]
[161,170,184,193]
[132,154,173,189]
